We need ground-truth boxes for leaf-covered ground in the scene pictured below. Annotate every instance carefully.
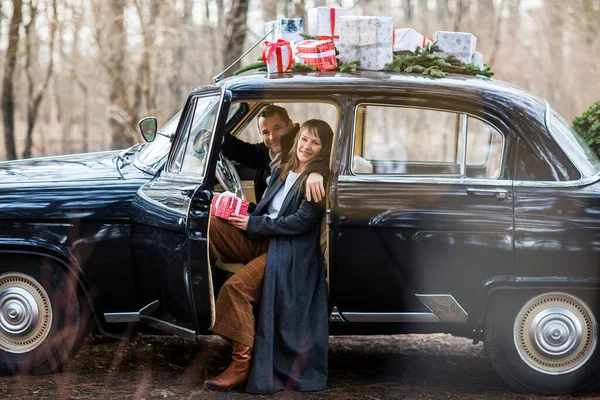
[0,333,591,399]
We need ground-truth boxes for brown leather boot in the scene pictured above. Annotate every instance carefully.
[205,342,252,391]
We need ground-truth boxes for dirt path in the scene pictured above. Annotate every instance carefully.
[0,333,590,399]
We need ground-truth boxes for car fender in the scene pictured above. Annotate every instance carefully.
[473,275,600,339]
[0,238,115,337]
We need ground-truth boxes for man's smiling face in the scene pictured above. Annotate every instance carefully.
[258,114,291,154]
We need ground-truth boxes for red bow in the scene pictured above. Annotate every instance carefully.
[262,40,293,73]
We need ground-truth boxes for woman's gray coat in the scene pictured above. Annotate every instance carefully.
[245,168,328,394]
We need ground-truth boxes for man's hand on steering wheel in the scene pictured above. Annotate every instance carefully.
[216,152,245,200]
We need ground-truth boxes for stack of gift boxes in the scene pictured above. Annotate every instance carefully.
[262,7,485,74]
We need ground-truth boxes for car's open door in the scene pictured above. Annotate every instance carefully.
[120,87,231,338]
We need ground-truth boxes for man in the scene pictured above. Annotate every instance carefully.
[221,105,328,203]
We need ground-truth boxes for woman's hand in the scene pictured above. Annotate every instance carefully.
[305,172,325,203]
[228,213,249,231]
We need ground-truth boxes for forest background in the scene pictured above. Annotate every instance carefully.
[0,0,597,161]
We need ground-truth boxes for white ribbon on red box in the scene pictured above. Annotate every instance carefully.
[214,191,244,215]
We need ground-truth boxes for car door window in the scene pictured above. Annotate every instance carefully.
[169,94,221,180]
[353,104,504,179]
[465,117,503,179]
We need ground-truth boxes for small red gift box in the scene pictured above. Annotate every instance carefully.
[294,40,338,71]
[211,192,249,219]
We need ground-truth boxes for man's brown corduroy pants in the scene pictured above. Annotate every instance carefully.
[209,216,269,348]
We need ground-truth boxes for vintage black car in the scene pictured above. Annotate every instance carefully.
[1,71,599,395]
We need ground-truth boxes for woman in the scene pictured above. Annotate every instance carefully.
[206,119,333,394]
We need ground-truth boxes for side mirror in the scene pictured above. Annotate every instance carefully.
[139,117,158,142]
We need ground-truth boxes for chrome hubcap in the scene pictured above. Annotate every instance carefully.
[0,273,52,354]
[514,292,597,375]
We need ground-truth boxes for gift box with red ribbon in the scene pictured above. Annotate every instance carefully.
[307,7,348,47]
[294,40,338,71]
[211,192,249,220]
[393,28,433,54]
[262,40,293,74]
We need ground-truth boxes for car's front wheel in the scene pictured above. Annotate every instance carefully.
[485,291,600,394]
[0,256,89,374]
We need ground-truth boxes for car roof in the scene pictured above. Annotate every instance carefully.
[190,71,546,109]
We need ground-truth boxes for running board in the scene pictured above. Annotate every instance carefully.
[103,300,197,341]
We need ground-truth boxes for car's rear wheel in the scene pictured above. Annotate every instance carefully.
[0,257,89,374]
[485,291,600,394]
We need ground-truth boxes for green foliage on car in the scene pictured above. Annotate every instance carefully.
[383,42,494,78]
[573,101,600,156]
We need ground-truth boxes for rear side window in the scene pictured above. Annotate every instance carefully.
[353,104,503,179]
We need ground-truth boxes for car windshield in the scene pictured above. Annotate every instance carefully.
[133,103,243,175]
[548,106,600,178]
[134,110,182,174]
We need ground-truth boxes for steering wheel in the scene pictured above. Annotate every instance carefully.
[215,152,245,200]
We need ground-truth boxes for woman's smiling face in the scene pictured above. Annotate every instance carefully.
[296,130,323,166]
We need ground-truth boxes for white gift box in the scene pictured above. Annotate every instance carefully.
[434,31,477,63]
[339,16,393,71]
[265,18,304,44]
[393,28,433,53]
[470,51,484,69]
[262,41,294,74]
[307,7,348,47]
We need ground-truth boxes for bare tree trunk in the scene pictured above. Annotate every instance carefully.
[417,0,430,35]
[167,0,192,103]
[222,0,250,74]
[261,0,278,22]
[2,0,22,160]
[79,82,89,152]
[293,0,306,21]
[404,0,413,22]
[488,0,507,67]
[23,0,58,159]
[107,0,133,149]
[133,0,157,114]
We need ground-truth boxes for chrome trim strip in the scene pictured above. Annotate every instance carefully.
[339,172,600,189]
[338,174,513,186]
[513,173,600,188]
[0,177,125,186]
[460,114,467,177]
[342,312,440,323]
[0,150,120,164]
[416,294,469,323]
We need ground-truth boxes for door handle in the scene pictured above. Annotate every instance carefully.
[465,188,508,200]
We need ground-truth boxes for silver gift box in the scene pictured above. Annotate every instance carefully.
[434,31,477,64]
[339,16,393,71]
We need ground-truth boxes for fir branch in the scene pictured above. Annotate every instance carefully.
[234,61,267,75]
[384,42,495,78]
[299,33,320,41]
[338,60,360,73]
[291,62,317,73]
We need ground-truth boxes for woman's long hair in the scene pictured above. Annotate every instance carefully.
[280,119,334,181]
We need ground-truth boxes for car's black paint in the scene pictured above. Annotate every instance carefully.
[0,71,597,338]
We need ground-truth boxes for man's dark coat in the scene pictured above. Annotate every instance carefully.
[245,168,328,394]
[221,124,328,202]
